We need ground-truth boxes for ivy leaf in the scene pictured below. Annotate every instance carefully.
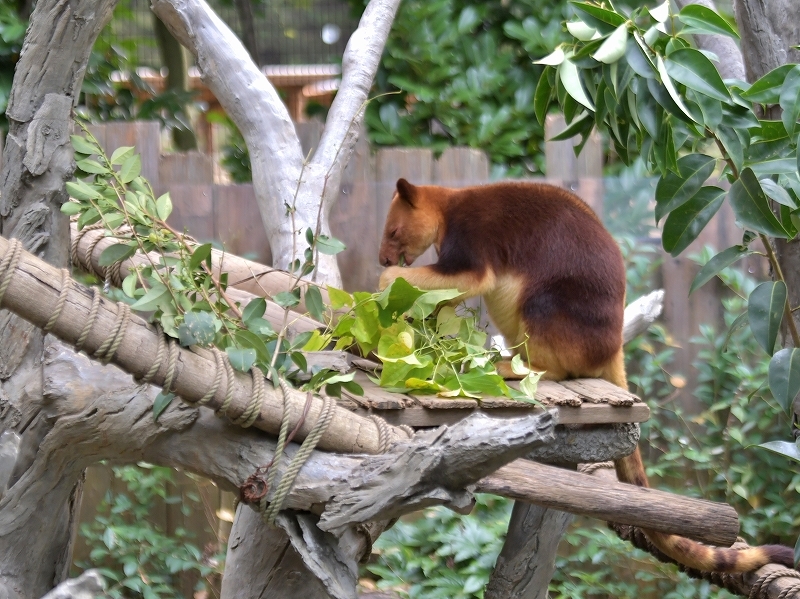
[153,391,175,422]
[780,65,800,138]
[377,277,426,326]
[662,186,725,256]
[226,347,257,372]
[664,48,730,103]
[177,311,217,347]
[729,168,791,238]
[316,234,347,255]
[655,154,716,222]
[327,286,353,310]
[677,4,739,38]
[769,348,800,413]
[690,245,753,294]
[410,289,462,320]
[304,285,325,322]
[98,243,137,267]
[747,281,786,355]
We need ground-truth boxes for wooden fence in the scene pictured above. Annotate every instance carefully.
[71,119,766,590]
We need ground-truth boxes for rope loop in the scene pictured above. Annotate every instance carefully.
[749,569,800,599]
[0,237,22,308]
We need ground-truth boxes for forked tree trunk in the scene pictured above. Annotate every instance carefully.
[0,0,117,595]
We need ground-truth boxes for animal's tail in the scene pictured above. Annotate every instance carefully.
[613,450,794,572]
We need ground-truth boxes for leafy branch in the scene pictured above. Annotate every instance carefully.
[537,0,800,454]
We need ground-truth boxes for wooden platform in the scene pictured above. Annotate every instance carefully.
[339,372,649,428]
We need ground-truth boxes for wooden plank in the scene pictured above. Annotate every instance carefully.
[331,129,379,292]
[559,378,639,406]
[158,151,214,185]
[352,403,650,428]
[415,397,479,410]
[213,184,271,265]
[523,380,582,406]
[433,147,489,186]
[102,121,161,188]
[163,184,215,242]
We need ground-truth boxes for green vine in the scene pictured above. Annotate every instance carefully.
[62,124,539,409]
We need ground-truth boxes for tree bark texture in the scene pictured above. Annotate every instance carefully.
[0,0,116,596]
[150,0,401,286]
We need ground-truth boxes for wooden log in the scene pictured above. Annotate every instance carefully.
[476,459,739,547]
[1,233,393,454]
[0,235,741,545]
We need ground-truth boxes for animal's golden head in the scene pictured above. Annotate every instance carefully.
[378,178,443,267]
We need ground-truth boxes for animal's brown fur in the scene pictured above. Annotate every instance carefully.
[378,178,793,573]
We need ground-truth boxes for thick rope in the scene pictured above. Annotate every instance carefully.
[262,394,337,524]
[0,238,23,308]
[93,302,130,364]
[70,222,105,271]
[184,347,224,408]
[229,367,263,428]
[214,354,237,418]
[370,414,393,452]
[43,269,72,333]
[749,570,800,599]
[136,324,165,385]
[75,288,102,351]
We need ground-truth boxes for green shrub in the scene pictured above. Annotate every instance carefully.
[76,464,221,598]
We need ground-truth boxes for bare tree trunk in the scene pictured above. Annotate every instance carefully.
[0,0,117,595]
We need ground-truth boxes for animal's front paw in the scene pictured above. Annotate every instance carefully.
[379,266,406,290]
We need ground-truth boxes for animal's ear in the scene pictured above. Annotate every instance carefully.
[396,178,417,207]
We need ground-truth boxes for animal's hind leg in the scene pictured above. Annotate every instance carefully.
[494,340,571,381]
[599,348,627,388]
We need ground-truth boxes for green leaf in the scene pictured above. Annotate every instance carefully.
[747,158,799,177]
[189,243,212,271]
[109,146,135,165]
[377,277,426,326]
[60,201,83,216]
[655,154,716,222]
[677,4,739,38]
[592,22,628,64]
[665,48,730,102]
[77,158,110,175]
[748,281,786,355]
[457,5,480,34]
[177,311,217,346]
[626,36,656,79]
[98,243,137,267]
[534,67,553,126]
[550,113,593,143]
[71,135,98,156]
[410,288,462,319]
[717,125,744,173]
[66,180,103,201]
[740,64,796,104]
[242,297,266,322]
[656,54,698,124]
[571,2,627,32]
[758,440,800,464]
[226,347,257,372]
[760,178,798,208]
[729,168,791,238]
[274,289,301,309]
[130,283,170,312]
[559,59,595,111]
[304,285,325,321]
[769,348,800,413]
[566,20,598,41]
[534,45,566,66]
[155,193,173,221]
[690,245,753,294]
[119,155,142,184]
[327,286,353,310]
[780,65,800,137]
[316,234,347,255]
[662,186,725,256]
[122,272,138,298]
[153,391,175,422]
